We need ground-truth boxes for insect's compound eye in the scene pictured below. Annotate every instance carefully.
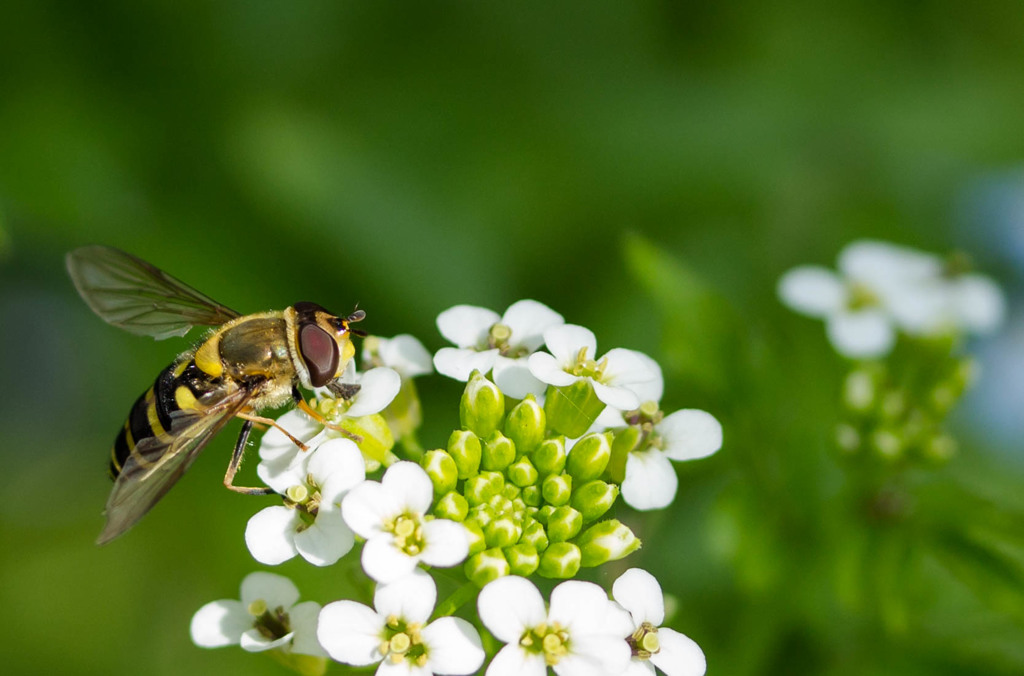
[299,323,339,387]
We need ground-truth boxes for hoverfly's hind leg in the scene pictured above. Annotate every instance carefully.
[223,420,275,495]
[237,410,309,451]
[292,386,364,444]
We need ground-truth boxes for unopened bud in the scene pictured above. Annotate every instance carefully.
[481,431,516,471]
[538,542,581,579]
[462,519,486,555]
[541,473,572,506]
[520,519,549,551]
[544,380,606,439]
[505,544,540,576]
[546,505,583,542]
[421,449,458,494]
[484,515,522,548]
[521,485,542,507]
[504,395,546,455]
[532,437,566,476]
[566,433,611,482]
[508,456,540,488]
[570,480,618,522]
[447,429,481,480]
[607,425,641,484]
[461,371,505,438]
[338,414,395,464]
[577,519,641,567]
[434,491,469,522]
[465,547,510,587]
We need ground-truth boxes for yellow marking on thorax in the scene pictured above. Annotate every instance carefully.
[175,384,198,411]
[194,334,224,377]
[173,360,190,377]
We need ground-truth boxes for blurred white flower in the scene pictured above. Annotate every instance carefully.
[434,299,564,399]
[190,571,324,657]
[363,334,434,379]
[317,570,484,676]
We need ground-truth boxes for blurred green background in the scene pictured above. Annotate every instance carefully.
[2,2,1023,674]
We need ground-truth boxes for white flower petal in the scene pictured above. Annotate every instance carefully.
[245,508,301,565]
[342,481,402,538]
[612,569,665,627]
[621,451,678,511]
[259,409,322,463]
[419,519,470,568]
[548,580,633,639]
[239,571,301,609]
[601,349,663,403]
[381,461,435,515]
[486,644,547,676]
[839,240,942,286]
[659,409,722,462]
[376,334,433,377]
[190,600,250,648]
[527,352,577,387]
[373,569,437,624]
[592,380,640,410]
[543,324,597,365]
[347,367,402,416]
[361,534,418,583]
[624,660,657,676]
[826,309,895,358]
[317,600,385,666]
[377,660,429,676]
[501,299,564,352]
[295,510,355,567]
[885,282,947,335]
[953,274,1006,334]
[437,305,501,347]
[493,355,548,400]
[240,629,293,653]
[776,266,846,317]
[288,601,327,657]
[556,637,631,676]
[649,628,707,676]
[433,347,500,382]
[478,576,547,643]
[310,438,367,505]
[421,617,485,675]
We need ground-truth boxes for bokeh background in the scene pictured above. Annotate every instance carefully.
[2,2,1023,674]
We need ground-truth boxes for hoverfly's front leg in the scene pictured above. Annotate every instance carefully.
[237,410,310,451]
[223,420,275,495]
[291,386,364,444]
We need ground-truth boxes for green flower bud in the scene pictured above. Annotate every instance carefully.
[872,428,903,461]
[577,520,638,569]
[485,515,522,548]
[488,494,513,516]
[544,380,606,439]
[577,519,641,567]
[566,432,612,482]
[607,425,640,484]
[481,431,516,471]
[381,377,424,445]
[502,484,521,501]
[338,414,394,464]
[570,480,619,522]
[467,504,495,530]
[504,395,546,456]
[520,519,549,551]
[461,371,505,438]
[923,434,957,464]
[465,473,499,507]
[434,491,469,522]
[465,547,511,587]
[835,424,861,454]
[521,485,542,507]
[421,449,458,495]
[843,369,876,413]
[531,436,566,476]
[880,390,906,421]
[447,429,481,480]
[505,544,540,576]
[463,519,486,556]
[508,456,540,488]
[535,505,555,525]
[542,473,572,506]
[546,505,583,542]
[538,542,582,579]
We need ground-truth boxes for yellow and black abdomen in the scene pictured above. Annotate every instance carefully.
[109,360,209,479]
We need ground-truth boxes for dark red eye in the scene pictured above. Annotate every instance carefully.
[299,323,339,387]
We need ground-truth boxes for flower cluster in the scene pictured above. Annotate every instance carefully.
[190,299,716,676]
[778,240,1005,358]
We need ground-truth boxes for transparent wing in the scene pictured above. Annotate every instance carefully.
[67,245,240,340]
[96,389,254,545]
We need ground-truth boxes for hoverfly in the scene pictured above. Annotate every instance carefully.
[67,245,365,544]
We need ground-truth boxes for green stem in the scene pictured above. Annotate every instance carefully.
[433,581,479,619]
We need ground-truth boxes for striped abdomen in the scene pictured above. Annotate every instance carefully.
[109,360,208,479]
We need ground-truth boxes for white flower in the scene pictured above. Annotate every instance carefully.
[779,240,1006,358]
[478,575,635,676]
[363,334,434,379]
[245,438,366,566]
[317,570,484,676]
[612,569,706,676]
[528,324,662,411]
[619,406,722,511]
[434,299,564,399]
[190,571,324,657]
[342,461,470,583]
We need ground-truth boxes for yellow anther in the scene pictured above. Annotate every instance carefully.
[247,599,267,616]
[386,614,401,629]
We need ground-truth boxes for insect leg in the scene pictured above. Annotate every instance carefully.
[223,420,275,495]
[291,387,364,444]
[237,411,309,451]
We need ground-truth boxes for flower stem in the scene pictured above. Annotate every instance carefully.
[433,581,479,619]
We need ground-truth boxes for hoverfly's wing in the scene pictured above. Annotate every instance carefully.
[96,389,253,545]
[67,245,240,340]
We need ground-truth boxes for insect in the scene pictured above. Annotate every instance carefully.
[67,245,365,544]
